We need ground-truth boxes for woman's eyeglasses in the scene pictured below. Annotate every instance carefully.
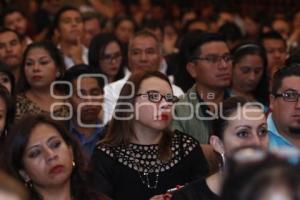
[136,90,179,103]
[100,52,122,64]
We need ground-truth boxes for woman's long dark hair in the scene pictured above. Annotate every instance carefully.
[88,33,125,83]
[17,40,66,94]
[3,114,105,200]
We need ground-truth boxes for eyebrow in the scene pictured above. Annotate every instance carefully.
[235,125,251,130]
[26,136,60,152]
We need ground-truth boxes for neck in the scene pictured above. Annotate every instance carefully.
[205,171,224,196]
[35,180,72,200]
[132,122,163,145]
[27,87,53,97]
[72,118,97,139]
[231,87,254,100]
[196,84,225,105]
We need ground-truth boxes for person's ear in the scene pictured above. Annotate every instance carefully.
[269,94,275,110]
[18,170,30,182]
[186,62,197,78]
[209,135,225,155]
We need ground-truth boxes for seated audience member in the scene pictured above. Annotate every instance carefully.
[172,32,232,144]
[103,30,183,124]
[218,22,243,51]
[0,28,24,81]
[63,64,106,157]
[171,96,269,200]
[4,114,108,200]
[88,33,125,84]
[1,6,32,45]
[231,43,269,107]
[16,41,68,120]
[260,31,288,79]
[0,85,15,145]
[221,150,300,200]
[89,71,209,200]
[82,11,103,48]
[51,6,88,69]
[0,170,29,200]
[271,17,291,40]
[268,64,300,150]
[0,61,15,95]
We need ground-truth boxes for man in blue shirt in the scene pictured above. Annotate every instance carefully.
[268,64,300,150]
[64,64,106,158]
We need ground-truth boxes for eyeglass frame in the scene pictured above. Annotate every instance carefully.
[135,90,179,103]
[100,52,122,64]
[273,90,300,102]
[191,53,233,64]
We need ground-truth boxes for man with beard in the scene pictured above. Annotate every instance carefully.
[0,28,24,81]
[268,64,300,150]
[64,64,105,158]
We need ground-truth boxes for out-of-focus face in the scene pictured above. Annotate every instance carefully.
[0,73,12,93]
[128,35,161,72]
[114,19,134,44]
[83,18,101,47]
[134,77,174,132]
[262,39,287,78]
[233,54,264,93]
[270,76,300,138]
[220,106,268,157]
[0,97,7,135]
[4,11,27,36]
[188,21,209,32]
[188,41,232,90]
[272,19,290,40]
[0,192,22,200]
[24,47,58,89]
[57,10,84,43]
[0,31,23,69]
[99,41,122,81]
[70,77,103,125]
[21,123,74,188]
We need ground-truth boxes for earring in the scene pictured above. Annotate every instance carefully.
[25,179,33,188]
[220,153,226,171]
[56,72,61,78]
[72,161,76,167]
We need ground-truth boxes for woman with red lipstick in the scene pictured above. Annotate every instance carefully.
[89,71,209,200]
[3,114,108,200]
[15,41,69,120]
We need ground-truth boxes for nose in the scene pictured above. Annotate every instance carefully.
[249,134,262,147]
[249,71,256,81]
[5,45,12,53]
[296,97,300,109]
[44,147,58,162]
[140,51,147,61]
[219,58,231,70]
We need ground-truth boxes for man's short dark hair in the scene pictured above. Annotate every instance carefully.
[1,6,26,23]
[271,64,300,94]
[82,11,103,28]
[0,28,22,41]
[259,31,286,47]
[63,64,105,94]
[188,32,226,62]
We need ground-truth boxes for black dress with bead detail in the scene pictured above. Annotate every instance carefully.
[89,131,209,200]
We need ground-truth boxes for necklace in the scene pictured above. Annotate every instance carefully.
[123,144,163,189]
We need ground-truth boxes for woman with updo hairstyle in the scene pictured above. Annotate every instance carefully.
[171,96,269,200]
[89,71,209,200]
[231,43,269,106]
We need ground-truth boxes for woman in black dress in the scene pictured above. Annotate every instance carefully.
[89,71,210,200]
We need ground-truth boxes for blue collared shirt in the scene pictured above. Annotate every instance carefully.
[69,120,105,157]
[268,114,295,149]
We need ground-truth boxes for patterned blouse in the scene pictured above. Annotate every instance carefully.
[16,93,70,120]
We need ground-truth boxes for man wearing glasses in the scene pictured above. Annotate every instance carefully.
[268,64,300,150]
[172,32,232,144]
